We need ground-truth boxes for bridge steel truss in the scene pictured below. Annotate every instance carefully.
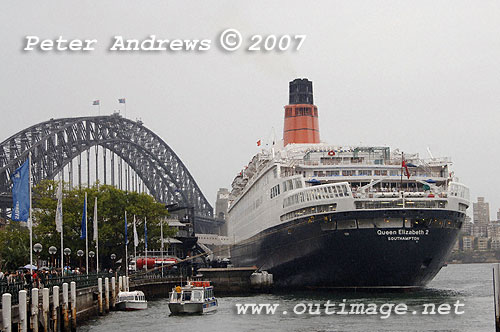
[0,115,219,231]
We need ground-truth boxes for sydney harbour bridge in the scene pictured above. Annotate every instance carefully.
[0,114,224,233]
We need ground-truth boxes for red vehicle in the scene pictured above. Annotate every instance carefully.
[136,257,177,270]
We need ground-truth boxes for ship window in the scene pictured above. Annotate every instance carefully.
[341,185,349,196]
[337,219,357,230]
[342,170,356,176]
[444,220,455,229]
[294,179,303,188]
[430,219,444,228]
[270,184,281,199]
[374,170,388,176]
[358,219,375,228]
[358,170,372,176]
[375,218,403,228]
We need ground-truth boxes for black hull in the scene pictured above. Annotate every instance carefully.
[230,209,464,288]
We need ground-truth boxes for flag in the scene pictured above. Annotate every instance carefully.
[80,194,87,239]
[11,159,30,222]
[55,180,63,233]
[144,218,147,250]
[92,100,100,106]
[133,215,139,247]
[402,160,410,179]
[93,197,98,242]
[124,211,128,245]
[118,98,126,104]
[256,139,261,147]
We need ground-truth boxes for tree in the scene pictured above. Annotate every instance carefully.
[0,223,30,271]
[0,180,176,272]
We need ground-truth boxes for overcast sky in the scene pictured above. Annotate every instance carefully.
[1,1,500,219]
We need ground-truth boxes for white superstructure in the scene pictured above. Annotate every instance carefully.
[228,143,470,243]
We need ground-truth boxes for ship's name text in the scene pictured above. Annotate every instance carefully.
[377,229,428,236]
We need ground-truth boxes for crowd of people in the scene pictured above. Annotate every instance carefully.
[0,267,91,289]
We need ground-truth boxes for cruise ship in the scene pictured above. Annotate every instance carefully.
[227,78,470,288]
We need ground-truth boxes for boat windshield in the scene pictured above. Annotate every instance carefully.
[182,291,192,301]
[192,290,203,302]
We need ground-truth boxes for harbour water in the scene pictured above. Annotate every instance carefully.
[81,263,494,332]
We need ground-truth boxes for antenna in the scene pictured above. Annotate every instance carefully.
[426,147,434,159]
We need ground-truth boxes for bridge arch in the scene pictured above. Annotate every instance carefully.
[0,115,213,219]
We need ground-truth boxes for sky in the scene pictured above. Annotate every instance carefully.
[1,1,500,219]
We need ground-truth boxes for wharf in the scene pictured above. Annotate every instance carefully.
[198,266,273,294]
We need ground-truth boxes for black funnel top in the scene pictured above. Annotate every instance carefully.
[289,78,313,105]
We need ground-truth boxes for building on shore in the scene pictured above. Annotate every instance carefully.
[473,197,490,224]
[477,237,490,251]
[491,237,500,251]
[462,236,474,251]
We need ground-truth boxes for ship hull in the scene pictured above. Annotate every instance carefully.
[230,209,464,288]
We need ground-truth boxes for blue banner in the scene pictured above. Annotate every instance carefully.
[80,194,87,239]
[11,159,30,221]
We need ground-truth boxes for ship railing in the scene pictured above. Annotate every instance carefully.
[352,191,449,199]
[354,199,448,210]
[282,182,351,209]
[309,172,446,178]
[299,160,448,175]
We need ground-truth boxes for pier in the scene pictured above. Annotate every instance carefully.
[0,266,273,330]
[0,271,184,331]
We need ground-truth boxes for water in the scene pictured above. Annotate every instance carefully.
[80,263,495,332]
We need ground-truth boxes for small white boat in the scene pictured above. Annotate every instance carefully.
[116,290,148,311]
[168,281,218,314]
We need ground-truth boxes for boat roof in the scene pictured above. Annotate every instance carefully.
[118,291,145,296]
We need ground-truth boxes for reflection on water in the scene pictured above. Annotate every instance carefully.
[80,263,495,332]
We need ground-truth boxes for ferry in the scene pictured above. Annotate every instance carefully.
[227,78,470,289]
[168,281,218,314]
[116,290,148,310]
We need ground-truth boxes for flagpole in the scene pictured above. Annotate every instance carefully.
[161,218,164,278]
[60,175,64,275]
[400,152,403,192]
[134,215,137,272]
[144,217,147,272]
[95,197,99,273]
[85,192,88,275]
[28,152,33,275]
[125,211,128,278]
